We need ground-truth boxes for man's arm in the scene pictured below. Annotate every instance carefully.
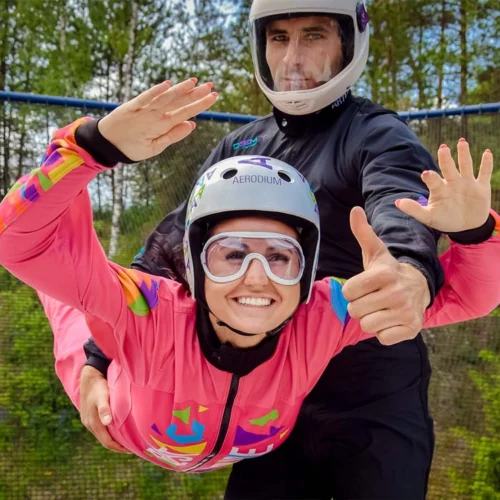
[342,112,446,341]
[356,113,444,304]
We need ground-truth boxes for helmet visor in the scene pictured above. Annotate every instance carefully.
[251,12,354,94]
[201,232,305,285]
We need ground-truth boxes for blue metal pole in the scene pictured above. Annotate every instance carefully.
[0,91,118,111]
[1,90,499,122]
[0,91,260,124]
[398,103,500,120]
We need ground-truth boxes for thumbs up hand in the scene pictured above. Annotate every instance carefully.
[348,207,396,271]
[342,207,430,345]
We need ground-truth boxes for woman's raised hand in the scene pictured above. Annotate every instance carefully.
[396,139,493,233]
[98,78,218,162]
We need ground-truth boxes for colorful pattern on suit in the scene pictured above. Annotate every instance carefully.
[0,118,92,235]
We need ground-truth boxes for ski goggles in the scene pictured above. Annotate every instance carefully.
[201,232,305,286]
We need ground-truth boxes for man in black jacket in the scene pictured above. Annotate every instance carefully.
[81,2,444,498]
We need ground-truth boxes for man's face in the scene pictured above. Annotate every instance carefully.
[265,16,343,92]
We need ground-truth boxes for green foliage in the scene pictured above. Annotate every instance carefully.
[0,268,86,497]
[0,275,76,447]
[450,351,500,498]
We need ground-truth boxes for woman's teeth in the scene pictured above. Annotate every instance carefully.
[237,297,272,307]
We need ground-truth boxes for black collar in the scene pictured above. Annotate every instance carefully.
[195,304,281,377]
[273,91,354,137]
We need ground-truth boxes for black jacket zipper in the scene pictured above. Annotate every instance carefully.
[185,374,240,472]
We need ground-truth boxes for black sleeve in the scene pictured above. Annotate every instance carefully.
[355,114,444,306]
[83,338,113,375]
[82,130,231,377]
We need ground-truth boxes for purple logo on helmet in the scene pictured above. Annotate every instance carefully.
[356,3,369,32]
[238,157,274,170]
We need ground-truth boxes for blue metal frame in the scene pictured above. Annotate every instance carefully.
[1,90,499,123]
[398,103,500,120]
[0,91,259,124]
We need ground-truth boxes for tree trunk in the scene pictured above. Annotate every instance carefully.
[0,9,8,91]
[16,112,27,178]
[108,0,138,260]
[387,38,397,109]
[417,23,425,109]
[0,0,11,196]
[437,0,447,108]
[59,0,71,96]
[367,5,381,103]
[458,0,469,139]
[1,106,11,198]
[141,165,151,208]
[459,0,468,105]
[95,173,103,218]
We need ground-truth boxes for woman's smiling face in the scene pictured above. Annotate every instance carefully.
[204,216,301,348]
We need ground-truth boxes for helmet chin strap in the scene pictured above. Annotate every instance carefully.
[215,319,259,337]
[215,317,293,338]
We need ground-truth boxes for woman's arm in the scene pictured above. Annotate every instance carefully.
[424,212,500,327]
[0,80,217,355]
[0,122,161,359]
[0,119,123,319]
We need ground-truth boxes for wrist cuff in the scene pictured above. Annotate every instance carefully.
[447,214,496,244]
[75,118,135,167]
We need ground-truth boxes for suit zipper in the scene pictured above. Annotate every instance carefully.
[185,374,240,471]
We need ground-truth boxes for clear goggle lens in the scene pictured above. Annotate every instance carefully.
[201,232,305,286]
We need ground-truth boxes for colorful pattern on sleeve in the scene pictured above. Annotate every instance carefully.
[329,277,351,330]
[0,117,96,236]
[110,264,159,316]
[491,209,500,237]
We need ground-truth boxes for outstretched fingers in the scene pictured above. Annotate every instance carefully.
[477,149,494,184]
[130,80,172,109]
[149,78,200,110]
[150,87,218,151]
[154,121,197,150]
[437,144,459,181]
[395,198,432,226]
[457,138,475,179]
[395,170,443,226]
[421,169,444,191]
[167,91,219,123]
[161,82,214,110]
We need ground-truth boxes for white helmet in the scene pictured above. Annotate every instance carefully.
[184,156,320,305]
[249,0,369,115]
